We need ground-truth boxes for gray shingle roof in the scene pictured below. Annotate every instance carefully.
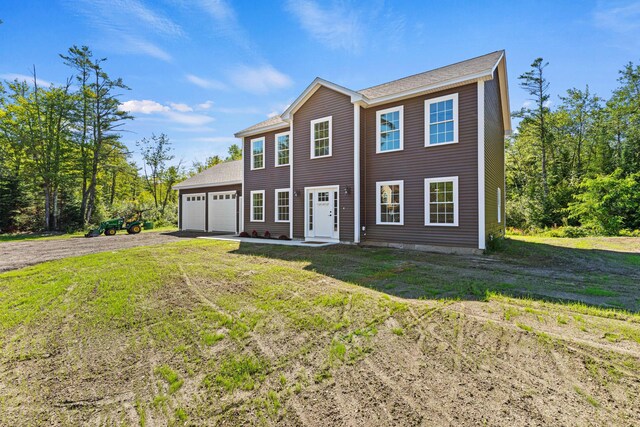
[358,51,504,99]
[235,115,287,137]
[173,160,242,189]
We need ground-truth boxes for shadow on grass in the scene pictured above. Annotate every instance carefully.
[230,238,640,313]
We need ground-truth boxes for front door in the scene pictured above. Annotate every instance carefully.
[306,187,339,240]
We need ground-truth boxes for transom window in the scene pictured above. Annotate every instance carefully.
[376,106,403,153]
[251,190,264,222]
[425,93,458,146]
[275,189,290,222]
[251,137,264,170]
[310,116,332,158]
[424,177,459,226]
[275,132,290,166]
[376,180,404,225]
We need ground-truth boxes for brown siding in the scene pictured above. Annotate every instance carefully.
[292,86,354,242]
[179,184,242,232]
[243,128,291,237]
[484,71,506,240]
[362,83,479,248]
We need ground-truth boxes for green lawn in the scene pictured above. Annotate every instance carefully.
[1,237,639,425]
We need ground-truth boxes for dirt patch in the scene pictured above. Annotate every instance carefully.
[0,232,196,272]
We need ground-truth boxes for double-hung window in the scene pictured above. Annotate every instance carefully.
[250,190,265,222]
[376,180,404,225]
[275,188,290,222]
[275,131,290,166]
[424,177,459,226]
[376,106,403,153]
[310,116,332,158]
[425,93,458,146]
[251,137,265,170]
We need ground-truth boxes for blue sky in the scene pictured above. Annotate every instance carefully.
[1,0,639,167]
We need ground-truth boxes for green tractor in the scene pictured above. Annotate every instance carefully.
[85,210,149,238]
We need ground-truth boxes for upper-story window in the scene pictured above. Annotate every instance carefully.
[310,116,332,159]
[275,131,290,166]
[376,106,403,153]
[251,137,264,170]
[425,93,458,146]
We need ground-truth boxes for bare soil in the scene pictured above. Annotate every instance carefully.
[0,232,192,272]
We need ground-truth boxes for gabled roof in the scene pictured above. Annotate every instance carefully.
[358,51,504,100]
[235,50,510,137]
[173,159,242,190]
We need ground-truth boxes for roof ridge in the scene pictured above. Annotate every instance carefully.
[357,50,504,93]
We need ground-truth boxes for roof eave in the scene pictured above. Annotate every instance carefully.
[233,121,290,138]
[281,77,365,120]
[173,179,243,191]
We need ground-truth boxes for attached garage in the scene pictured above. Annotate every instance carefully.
[173,160,242,233]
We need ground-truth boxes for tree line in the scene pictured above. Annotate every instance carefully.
[507,58,640,235]
[0,46,240,233]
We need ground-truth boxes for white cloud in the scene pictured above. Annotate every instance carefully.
[286,0,363,52]
[192,0,251,49]
[119,99,169,114]
[0,73,52,86]
[197,100,215,110]
[267,111,280,118]
[186,74,227,90]
[170,103,193,112]
[66,0,182,61]
[594,2,640,32]
[228,65,293,94]
[119,99,214,125]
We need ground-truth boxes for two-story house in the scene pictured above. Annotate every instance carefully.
[175,51,510,253]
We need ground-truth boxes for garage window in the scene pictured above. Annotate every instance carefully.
[251,190,265,222]
[251,137,265,170]
[275,189,290,222]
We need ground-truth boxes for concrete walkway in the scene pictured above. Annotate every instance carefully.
[197,235,337,247]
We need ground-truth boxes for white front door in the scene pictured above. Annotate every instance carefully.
[305,186,339,240]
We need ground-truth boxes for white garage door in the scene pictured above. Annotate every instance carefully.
[182,193,205,231]
[209,191,236,232]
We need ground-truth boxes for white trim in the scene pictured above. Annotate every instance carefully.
[173,180,242,190]
[477,80,486,249]
[274,131,290,167]
[250,137,265,170]
[304,185,340,241]
[424,176,459,227]
[289,114,294,238]
[274,188,291,223]
[241,137,245,232]
[353,104,361,243]
[375,180,404,226]
[234,121,289,138]
[310,116,332,159]
[282,78,364,120]
[376,105,404,153]
[250,190,265,222]
[497,187,502,224]
[425,93,459,147]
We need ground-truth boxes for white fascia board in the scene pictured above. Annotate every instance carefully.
[173,180,242,190]
[234,122,289,138]
[281,78,365,120]
[497,57,512,134]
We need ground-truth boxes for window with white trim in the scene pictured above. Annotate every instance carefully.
[376,106,403,153]
[310,116,332,158]
[424,177,459,226]
[251,138,264,170]
[275,189,290,222]
[275,132,290,166]
[425,93,458,146]
[497,187,502,223]
[376,180,404,225]
[250,190,264,222]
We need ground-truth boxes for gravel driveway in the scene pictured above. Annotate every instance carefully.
[0,232,194,273]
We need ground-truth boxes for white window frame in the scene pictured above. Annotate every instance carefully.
[274,188,291,223]
[376,180,404,225]
[376,105,404,153]
[425,93,459,147]
[310,116,332,159]
[251,137,265,170]
[274,131,290,167]
[497,187,502,223]
[424,176,459,227]
[250,190,265,222]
